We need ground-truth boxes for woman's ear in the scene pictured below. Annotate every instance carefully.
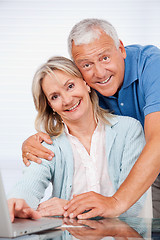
[85,82,91,93]
[47,100,55,112]
[47,100,51,108]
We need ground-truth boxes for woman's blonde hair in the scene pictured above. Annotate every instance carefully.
[32,56,110,137]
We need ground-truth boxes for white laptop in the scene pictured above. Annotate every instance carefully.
[0,172,63,238]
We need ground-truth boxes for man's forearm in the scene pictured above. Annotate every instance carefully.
[113,138,160,214]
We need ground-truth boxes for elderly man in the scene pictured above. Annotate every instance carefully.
[22,18,160,218]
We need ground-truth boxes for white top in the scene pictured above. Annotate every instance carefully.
[64,120,114,199]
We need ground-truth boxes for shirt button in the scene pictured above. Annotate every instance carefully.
[120,102,124,106]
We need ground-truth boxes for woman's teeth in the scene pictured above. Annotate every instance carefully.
[68,101,80,111]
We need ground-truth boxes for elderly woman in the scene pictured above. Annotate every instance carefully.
[8,56,147,222]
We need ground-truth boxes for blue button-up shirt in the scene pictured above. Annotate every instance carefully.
[97,44,160,128]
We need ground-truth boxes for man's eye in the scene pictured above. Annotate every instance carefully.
[103,56,109,61]
[68,83,74,89]
[83,63,90,68]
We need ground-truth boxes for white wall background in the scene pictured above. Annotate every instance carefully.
[0,0,160,193]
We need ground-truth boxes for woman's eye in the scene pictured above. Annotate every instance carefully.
[68,83,74,89]
[51,94,58,100]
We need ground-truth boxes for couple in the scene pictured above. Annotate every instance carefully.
[8,55,147,221]
[9,17,160,220]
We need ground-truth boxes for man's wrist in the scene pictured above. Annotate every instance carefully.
[111,194,128,217]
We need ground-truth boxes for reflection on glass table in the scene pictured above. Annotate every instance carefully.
[61,217,147,239]
[2,217,160,240]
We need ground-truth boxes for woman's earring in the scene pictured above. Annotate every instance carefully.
[53,110,56,115]
[86,84,91,93]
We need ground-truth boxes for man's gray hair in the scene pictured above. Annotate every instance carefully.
[68,18,120,59]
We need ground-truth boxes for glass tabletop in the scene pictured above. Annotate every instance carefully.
[30,217,160,240]
[1,217,160,240]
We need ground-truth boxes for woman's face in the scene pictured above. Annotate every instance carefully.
[41,70,92,125]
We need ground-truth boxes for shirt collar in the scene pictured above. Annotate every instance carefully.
[64,115,118,138]
[105,114,118,127]
[64,123,70,135]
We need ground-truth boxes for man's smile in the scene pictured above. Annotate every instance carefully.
[97,75,112,84]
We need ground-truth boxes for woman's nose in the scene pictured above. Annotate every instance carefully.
[62,92,72,105]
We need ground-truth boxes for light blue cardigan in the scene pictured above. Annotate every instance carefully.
[8,115,146,217]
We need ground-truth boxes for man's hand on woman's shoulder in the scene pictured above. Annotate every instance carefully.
[22,132,54,166]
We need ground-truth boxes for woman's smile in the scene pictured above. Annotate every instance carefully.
[65,100,81,112]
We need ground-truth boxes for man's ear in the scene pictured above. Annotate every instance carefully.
[119,40,126,59]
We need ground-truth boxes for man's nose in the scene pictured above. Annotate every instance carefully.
[94,62,106,79]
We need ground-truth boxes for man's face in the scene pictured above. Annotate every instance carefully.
[72,31,126,97]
